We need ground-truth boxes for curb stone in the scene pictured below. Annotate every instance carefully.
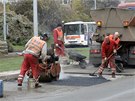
[0,70,19,81]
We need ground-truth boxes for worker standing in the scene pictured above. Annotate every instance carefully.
[17,34,48,88]
[53,23,65,57]
[98,32,120,78]
[109,32,120,48]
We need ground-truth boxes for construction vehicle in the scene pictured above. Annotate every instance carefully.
[89,7,135,67]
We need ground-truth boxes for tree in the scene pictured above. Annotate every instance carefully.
[10,0,33,22]
[0,1,33,45]
[9,0,120,34]
[71,0,90,21]
[38,0,62,32]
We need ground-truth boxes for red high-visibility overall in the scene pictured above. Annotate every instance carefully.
[18,36,45,85]
[18,54,39,84]
[53,28,65,56]
[98,36,117,75]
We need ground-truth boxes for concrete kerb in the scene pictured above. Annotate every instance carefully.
[0,63,135,81]
[0,70,19,81]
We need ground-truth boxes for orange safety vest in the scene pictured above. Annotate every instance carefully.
[26,36,45,55]
[55,28,63,41]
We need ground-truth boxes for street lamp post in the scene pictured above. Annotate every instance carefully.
[3,0,6,41]
[94,0,97,9]
[33,0,38,36]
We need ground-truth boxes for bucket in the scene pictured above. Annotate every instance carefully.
[0,80,3,98]
[28,78,35,88]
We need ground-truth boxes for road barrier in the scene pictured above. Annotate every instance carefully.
[0,80,3,98]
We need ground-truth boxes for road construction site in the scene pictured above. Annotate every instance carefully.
[0,61,135,101]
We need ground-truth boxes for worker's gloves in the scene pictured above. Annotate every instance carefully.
[102,57,107,64]
[113,49,117,54]
[104,57,107,61]
[17,51,25,56]
[55,44,59,47]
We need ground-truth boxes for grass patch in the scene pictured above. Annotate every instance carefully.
[0,47,90,72]
[0,56,23,72]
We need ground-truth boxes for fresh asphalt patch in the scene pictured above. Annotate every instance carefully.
[49,74,110,87]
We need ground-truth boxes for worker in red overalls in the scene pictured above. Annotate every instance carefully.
[98,32,120,78]
[17,34,48,87]
[109,32,120,48]
[53,23,65,57]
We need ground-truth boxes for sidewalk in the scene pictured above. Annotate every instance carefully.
[0,63,135,81]
[63,64,135,76]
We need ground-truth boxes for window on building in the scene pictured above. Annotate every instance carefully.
[62,0,71,4]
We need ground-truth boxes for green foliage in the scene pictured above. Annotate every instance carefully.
[61,0,91,22]
[10,0,62,33]
[46,34,54,48]
[7,40,14,52]
[12,45,24,52]
[38,0,62,32]
[0,5,33,47]
[10,0,33,21]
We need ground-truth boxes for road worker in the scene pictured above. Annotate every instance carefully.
[53,23,65,57]
[109,32,120,48]
[107,32,121,71]
[17,34,48,87]
[98,32,120,78]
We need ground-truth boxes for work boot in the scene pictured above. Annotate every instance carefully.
[18,75,24,87]
[18,79,22,87]
[98,72,103,77]
[112,72,116,78]
[18,83,22,86]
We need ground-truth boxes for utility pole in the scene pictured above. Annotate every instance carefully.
[33,0,38,36]
[3,0,6,41]
[94,0,97,9]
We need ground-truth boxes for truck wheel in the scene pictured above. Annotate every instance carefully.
[79,60,87,69]
[116,63,124,73]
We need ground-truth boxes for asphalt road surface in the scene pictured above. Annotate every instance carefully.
[1,72,135,101]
